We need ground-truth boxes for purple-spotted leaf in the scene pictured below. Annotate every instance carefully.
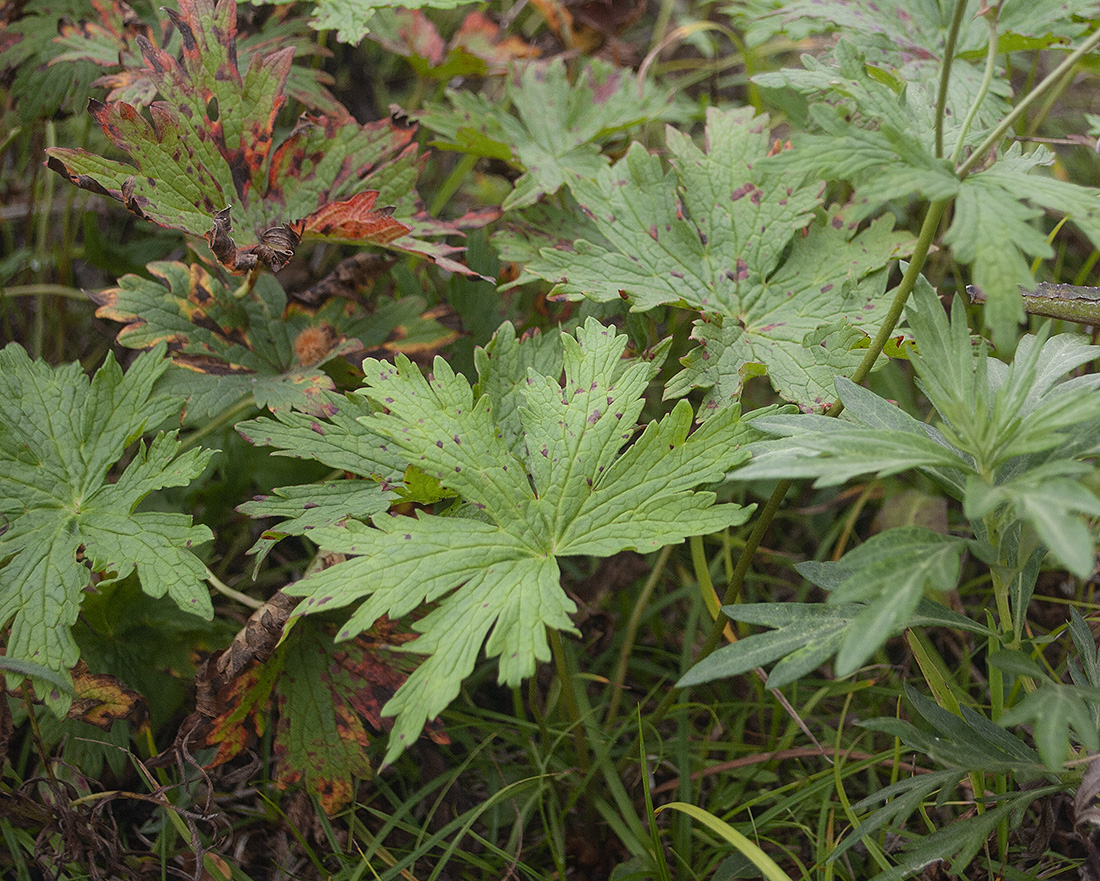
[236,390,405,566]
[515,106,915,413]
[284,319,773,763]
[44,0,474,275]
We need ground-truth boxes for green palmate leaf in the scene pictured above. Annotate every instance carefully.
[676,597,986,691]
[417,58,674,211]
[0,344,213,713]
[757,0,1094,61]
[516,106,913,413]
[756,38,1100,348]
[286,319,762,762]
[93,261,456,420]
[798,527,967,675]
[738,284,1100,577]
[44,0,474,275]
[253,0,486,45]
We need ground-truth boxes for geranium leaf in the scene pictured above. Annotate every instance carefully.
[174,592,443,813]
[0,343,213,714]
[284,318,764,763]
[417,57,675,210]
[51,0,344,114]
[91,260,455,419]
[44,0,474,275]
[517,106,913,412]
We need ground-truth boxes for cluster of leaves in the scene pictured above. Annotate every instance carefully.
[249,319,768,761]
[506,105,913,412]
[7,0,1100,876]
[43,0,478,275]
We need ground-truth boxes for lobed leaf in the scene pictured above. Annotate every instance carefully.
[286,318,761,762]
[93,261,455,419]
[0,344,212,713]
[44,0,474,275]
[418,57,675,210]
[516,106,913,412]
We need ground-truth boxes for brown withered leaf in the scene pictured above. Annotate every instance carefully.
[67,660,146,730]
[44,0,478,276]
[169,591,448,814]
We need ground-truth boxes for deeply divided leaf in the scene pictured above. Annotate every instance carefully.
[514,106,913,412]
[0,344,213,712]
[44,0,476,275]
[286,318,763,762]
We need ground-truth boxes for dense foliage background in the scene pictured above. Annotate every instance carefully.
[4,0,1100,878]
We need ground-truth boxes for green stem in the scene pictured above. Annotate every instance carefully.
[604,545,673,727]
[934,0,971,159]
[548,628,590,775]
[177,397,256,453]
[835,198,952,404]
[950,10,999,166]
[690,197,951,682]
[206,568,263,609]
[32,121,57,361]
[694,478,789,663]
[430,153,479,218]
[0,284,87,300]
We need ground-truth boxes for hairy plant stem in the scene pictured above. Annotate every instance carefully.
[548,628,590,775]
[934,0,970,159]
[950,10,999,166]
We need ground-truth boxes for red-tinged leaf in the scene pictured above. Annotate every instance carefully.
[367,9,539,79]
[450,10,542,68]
[51,0,342,113]
[44,0,476,275]
[91,259,461,418]
[301,191,411,244]
[168,587,446,814]
[67,661,146,730]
